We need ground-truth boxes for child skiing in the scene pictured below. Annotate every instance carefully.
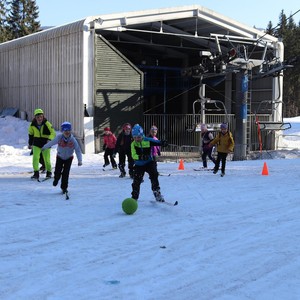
[115,123,134,178]
[42,122,82,194]
[102,127,117,169]
[130,124,168,202]
[147,125,161,163]
[209,123,234,177]
[200,124,216,169]
[28,108,56,180]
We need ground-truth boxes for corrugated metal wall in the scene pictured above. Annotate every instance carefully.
[94,35,143,152]
[0,21,85,140]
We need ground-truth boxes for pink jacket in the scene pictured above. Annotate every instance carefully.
[150,136,161,157]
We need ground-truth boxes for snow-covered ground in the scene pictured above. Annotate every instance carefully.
[1,116,300,300]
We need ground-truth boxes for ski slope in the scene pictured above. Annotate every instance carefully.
[1,116,300,299]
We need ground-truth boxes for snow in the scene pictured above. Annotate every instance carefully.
[1,115,300,300]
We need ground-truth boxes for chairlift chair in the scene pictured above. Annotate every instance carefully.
[187,98,230,132]
[255,100,291,131]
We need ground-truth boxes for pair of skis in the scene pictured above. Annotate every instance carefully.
[31,176,51,183]
[150,200,178,206]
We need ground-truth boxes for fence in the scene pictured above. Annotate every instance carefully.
[144,113,275,161]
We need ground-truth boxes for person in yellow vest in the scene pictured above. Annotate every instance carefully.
[28,108,56,180]
[130,124,168,202]
[209,123,234,177]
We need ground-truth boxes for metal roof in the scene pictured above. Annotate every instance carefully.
[87,5,278,68]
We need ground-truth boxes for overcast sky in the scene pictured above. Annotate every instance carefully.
[36,0,300,29]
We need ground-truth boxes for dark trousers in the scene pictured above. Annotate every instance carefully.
[201,147,216,168]
[118,151,134,176]
[104,148,117,167]
[54,156,73,190]
[214,152,228,173]
[131,161,160,200]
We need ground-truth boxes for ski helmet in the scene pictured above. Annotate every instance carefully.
[61,121,72,131]
[34,108,44,116]
[132,124,144,137]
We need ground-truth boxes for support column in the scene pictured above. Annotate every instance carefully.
[234,70,248,160]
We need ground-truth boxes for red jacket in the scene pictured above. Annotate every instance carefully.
[103,132,117,149]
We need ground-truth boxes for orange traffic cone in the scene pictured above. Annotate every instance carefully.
[262,162,269,176]
[178,159,185,170]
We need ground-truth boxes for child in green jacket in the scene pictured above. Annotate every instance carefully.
[130,124,168,201]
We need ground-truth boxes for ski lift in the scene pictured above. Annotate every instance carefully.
[255,100,291,131]
[187,98,229,133]
[187,75,230,133]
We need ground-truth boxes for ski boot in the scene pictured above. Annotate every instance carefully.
[62,189,68,194]
[53,178,59,186]
[154,190,165,202]
[31,171,39,180]
[46,171,52,178]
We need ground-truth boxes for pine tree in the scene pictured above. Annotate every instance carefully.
[0,0,9,42]
[265,21,274,35]
[24,0,40,34]
[274,11,300,117]
[7,0,40,40]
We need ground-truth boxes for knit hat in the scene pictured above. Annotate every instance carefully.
[200,124,207,131]
[34,108,44,116]
[220,123,228,129]
[132,124,144,137]
[104,127,110,131]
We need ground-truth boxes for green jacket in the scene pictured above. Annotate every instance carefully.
[28,118,56,148]
[131,137,162,166]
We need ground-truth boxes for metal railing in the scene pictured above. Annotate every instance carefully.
[144,113,276,161]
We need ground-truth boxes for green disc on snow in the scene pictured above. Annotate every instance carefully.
[122,198,138,215]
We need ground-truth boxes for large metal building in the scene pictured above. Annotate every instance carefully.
[0,5,285,156]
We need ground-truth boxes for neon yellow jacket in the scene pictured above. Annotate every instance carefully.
[28,118,56,148]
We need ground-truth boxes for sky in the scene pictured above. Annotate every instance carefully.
[1,115,300,299]
[36,0,300,29]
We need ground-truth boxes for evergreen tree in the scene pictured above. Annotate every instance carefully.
[264,10,300,117]
[0,0,9,42]
[7,0,40,40]
[24,0,40,34]
[265,21,274,35]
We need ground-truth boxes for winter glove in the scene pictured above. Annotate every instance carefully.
[28,145,32,150]
[112,153,116,158]
[160,140,168,147]
[139,154,150,160]
[78,161,82,166]
[102,144,106,151]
